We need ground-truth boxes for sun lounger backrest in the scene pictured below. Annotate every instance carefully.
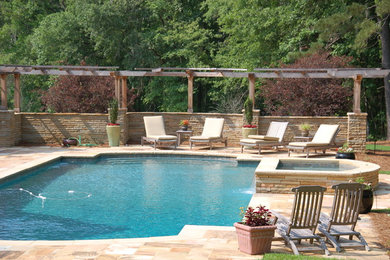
[329,183,364,226]
[311,124,339,144]
[266,122,289,142]
[290,185,326,230]
[144,116,166,136]
[201,118,224,137]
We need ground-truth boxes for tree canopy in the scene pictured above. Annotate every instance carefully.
[0,0,389,138]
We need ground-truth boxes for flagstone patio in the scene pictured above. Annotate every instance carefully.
[0,145,389,259]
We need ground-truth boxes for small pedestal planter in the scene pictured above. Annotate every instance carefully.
[106,125,120,147]
[234,222,276,255]
[335,152,355,160]
[242,127,257,139]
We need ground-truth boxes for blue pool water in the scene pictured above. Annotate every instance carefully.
[0,155,257,240]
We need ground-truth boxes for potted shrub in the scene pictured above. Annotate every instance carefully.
[234,205,276,255]
[179,120,190,131]
[242,97,257,138]
[336,143,355,160]
[355,177,374,214]
[299,123,312,137]
[106,99,120,147]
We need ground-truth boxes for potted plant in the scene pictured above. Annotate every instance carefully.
[106,99,120,147]
[299,123,312,137]
[242,97,257,138]
[336,143,355,160]
[179,120,190,131]
[234,205,276,255]
[355,177,374,214]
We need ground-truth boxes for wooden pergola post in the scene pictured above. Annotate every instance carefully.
[114,76,121,107]
[121,76,127,109]
[353,74,362,113]
[248,73,256,109]
[186,70,194,113]
[0,74,7,110]
[14,74,21,112]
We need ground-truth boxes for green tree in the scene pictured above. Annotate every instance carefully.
[316,0,390,139]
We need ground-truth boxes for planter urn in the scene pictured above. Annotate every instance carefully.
[335,152,356,160]
[234,222,276,255]
[106,124,120,147]
[242,127,257,139]
[359,190,374,214]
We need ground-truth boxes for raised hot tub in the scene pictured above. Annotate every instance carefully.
[255,158,380,193]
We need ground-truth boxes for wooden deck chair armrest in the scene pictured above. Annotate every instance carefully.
[270,210,290,225]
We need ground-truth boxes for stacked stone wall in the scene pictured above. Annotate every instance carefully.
[347,113,367,152]
[20,113,108,145]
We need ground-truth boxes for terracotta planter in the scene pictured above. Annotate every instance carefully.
[335,152,355,160]
[359,190,374,214]
[62,138,78,147]
[106,125,120,147]
[242,127,257,139]
[234,222,276,255]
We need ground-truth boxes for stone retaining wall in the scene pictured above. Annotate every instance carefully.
[20,113,108,145]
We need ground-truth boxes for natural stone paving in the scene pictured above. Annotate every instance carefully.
[0,145,389,259]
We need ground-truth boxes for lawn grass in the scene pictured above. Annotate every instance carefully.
[366,144,390,151]
[263,253,338,259]
[380,171,390,175]
[371,208,390,214]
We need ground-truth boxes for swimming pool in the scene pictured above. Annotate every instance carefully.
[0,155,257,240]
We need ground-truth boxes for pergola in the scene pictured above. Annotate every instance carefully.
[1,64,390,113]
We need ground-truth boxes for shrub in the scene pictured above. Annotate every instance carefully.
[42,76,137,113]
[260,52,353,116]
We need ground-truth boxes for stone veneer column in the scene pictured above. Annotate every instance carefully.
[347,112,367,153]
[0,110,17,147]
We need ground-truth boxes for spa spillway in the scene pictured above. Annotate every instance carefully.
[255,158,380,193]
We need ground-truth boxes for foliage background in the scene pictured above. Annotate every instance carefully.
[0,0,388,138]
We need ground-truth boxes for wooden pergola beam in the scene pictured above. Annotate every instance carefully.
[248,73,255,109]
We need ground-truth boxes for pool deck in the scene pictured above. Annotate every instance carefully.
[0,145,389,259]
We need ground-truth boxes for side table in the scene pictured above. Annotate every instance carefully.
[176,130,193,145]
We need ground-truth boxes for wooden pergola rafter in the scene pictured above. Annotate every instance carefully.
[1,65,390,113]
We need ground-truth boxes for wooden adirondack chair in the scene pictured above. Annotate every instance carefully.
[272,185,330,256]
[318,183,370,252]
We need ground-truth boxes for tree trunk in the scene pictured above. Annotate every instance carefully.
[381,15,390,139]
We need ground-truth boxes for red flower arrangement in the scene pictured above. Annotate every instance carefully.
[243,124,257,128]
[240,205,272,227]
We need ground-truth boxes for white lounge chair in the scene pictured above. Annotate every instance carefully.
[141,116,177,150]
[240,121,289,154]
[286,124,340,158]
[189,118,227,150]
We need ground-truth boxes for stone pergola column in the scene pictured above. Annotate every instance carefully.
[0,74,7,110]
[347,112,367,153]
[353,75,362,113]
[186,70,194,113]
[14,74,21,112]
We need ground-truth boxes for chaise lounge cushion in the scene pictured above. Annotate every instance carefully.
[240,138,280,144]
[247,135,280,141]
[147,135,177,141]
[287,142,330,147]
